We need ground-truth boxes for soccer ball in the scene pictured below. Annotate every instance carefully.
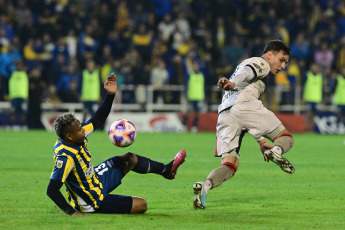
[108,119,137,147]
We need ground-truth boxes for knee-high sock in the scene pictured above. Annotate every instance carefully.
[206,162,237,189]
[132,155,172,177]
[272,133,294,155]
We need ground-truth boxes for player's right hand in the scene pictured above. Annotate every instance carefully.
[259,140,273,162]
[104,72,117,95]
[217,77,235,91]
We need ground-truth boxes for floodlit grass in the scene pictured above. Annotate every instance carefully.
[1,130,344,229]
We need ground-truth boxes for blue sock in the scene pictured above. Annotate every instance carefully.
[132,155,173,177]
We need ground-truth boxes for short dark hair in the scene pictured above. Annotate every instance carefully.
[263,40,290,56]
[54,113,76,140]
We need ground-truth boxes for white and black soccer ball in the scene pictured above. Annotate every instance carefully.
[108,119,137,147]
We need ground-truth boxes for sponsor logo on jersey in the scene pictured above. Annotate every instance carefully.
[57,160,64,168]
[260,62,265,67]
[85,162,94,177]
[252,63,263,73]
[223,89,239,100]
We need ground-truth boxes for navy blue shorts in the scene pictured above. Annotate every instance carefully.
[11,98,25,114]
[94,156,133,214]
[189,100,201,112]
[306,102,318,113]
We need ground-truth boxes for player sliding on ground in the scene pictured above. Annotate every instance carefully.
[47,73,186,215]
[193,40,295,210]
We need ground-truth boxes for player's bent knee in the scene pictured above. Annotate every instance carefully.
[119,152,137,169]
[131,197,147,214]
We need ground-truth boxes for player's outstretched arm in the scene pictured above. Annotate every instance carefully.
[89,73,117,129]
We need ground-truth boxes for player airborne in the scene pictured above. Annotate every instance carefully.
[193,40,295,210]
[47,73,186,215]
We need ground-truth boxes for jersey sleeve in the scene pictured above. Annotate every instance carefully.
[82,120,94,137]
[245,58,270,79]
[230,65,255,85]
[50,155,74,183]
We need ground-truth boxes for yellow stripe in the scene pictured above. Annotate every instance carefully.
[80,147,91,162]
[78,148,102,205]
[61,155,74,182]
[83,123,94,137]
[73,154,98,208]
[89,175,103,199]
[66,184,81,211]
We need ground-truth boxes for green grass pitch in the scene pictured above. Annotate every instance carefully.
[1,130,345,229]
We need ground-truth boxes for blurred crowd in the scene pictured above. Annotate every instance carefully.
[1,0,345,128]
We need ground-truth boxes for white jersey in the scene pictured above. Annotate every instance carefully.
[218,57,270,114]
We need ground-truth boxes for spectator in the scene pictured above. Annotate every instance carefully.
[50,53,67,85]
[174,12,191,41]
[106,30,126,58]
[65,29,77,59]
[0,43,21,100]
[334,67,345,123]
[151,0,172,22]
[132,24,153,64]
[9,60,28,129]
[286,57,302,105]
[168,54,184,104]
[27,66,43,129]
[109,59,126,87]
[314,41,334,70]
[78,24,98,60]
[81,58,101,122]
[157,14,175,44]
[290,32,310,61]
[274,70,290,106]
[223,36,246,68]
[14,0,32,30]
[303,63,323,130]
[131,3,149,26]
[150,58,169,104]
[183,60,205,132]
[115,1,130,33]
[56,63,80,103]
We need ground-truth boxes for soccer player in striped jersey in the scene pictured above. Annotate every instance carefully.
[47,73,186,215]
[193,40,295,210]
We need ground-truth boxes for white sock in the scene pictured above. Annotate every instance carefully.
[202,179,212,192]
[271,146,283,155]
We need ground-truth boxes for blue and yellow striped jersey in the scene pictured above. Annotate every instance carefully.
[50,121,104,212]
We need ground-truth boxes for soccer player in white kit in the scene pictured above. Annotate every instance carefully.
[193,40,295,210]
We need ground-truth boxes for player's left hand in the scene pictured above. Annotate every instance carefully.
[72,212,86,216]
[258,139,273,162]
[104,73,117,95]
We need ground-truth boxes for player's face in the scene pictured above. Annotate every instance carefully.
[268,51,289,74]
[66,119,85,145]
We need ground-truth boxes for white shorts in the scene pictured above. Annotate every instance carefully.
[216,100,282,157]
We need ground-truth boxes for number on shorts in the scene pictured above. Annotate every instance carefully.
[95,163,108,175]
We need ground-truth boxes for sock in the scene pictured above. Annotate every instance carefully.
[202,179,212,193]
[205,164,236,190]
[132,155,172,177]
[271,145,283,155]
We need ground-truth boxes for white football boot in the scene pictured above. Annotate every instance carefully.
[193,182,207,209]
[264,149,295,174]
